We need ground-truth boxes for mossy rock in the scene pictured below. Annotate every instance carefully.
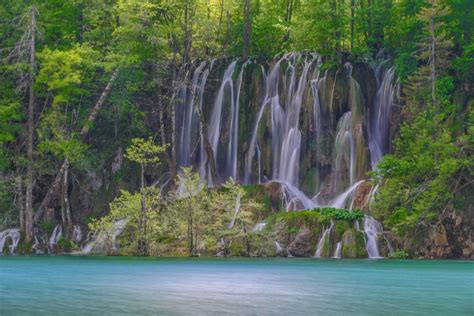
[342,229,367,258]
[334,220,350,239]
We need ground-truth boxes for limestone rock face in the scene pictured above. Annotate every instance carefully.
[399,206,472,259]
[288,227,314,257]
[264,181,284,212]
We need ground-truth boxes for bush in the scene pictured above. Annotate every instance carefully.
[389,250,410,259]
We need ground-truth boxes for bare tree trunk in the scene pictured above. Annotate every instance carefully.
[429,13,437,109]
[223,11,231,52]
[217,0,225,42]
[351,0,355,51]
[25,8,37,243]
[284,0,293,42]
[243,0,251,59]
[15,176,25,233]
[139,164,147,255]
[188,200,193,255]
[63,159,72,235]
[35,69,120,222]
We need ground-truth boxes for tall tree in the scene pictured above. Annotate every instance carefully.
[243,0,251,59]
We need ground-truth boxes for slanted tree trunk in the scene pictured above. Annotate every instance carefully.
[35,69,120,222]
[25,7,37,243]
[243,0,251,59]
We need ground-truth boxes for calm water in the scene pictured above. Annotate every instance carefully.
[0,257,472,315]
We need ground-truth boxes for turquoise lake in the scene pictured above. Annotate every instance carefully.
[1,256,473,315]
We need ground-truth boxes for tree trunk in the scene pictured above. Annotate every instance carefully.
[139,164,147,255]
[63,159,72,235]
[25,8,37,243]
[429,13,437,109]
[15,176,25,233]
[223,11,231,52]
[188,200,193,255]
[35,69,120,222]
[351,0,355,51]
[243,0,251,59]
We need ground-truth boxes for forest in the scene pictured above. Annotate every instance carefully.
[0,0,472,259]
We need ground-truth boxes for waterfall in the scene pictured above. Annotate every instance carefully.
[334,112,355,190]
[208,61,237,179]
[0,228,20,254]
[252,222,267,232]
[245,53,320,185]
[228,192,242,229]
[368,64,398,169]
[314,222,334,258]
[81,219,127,254]
[277,181,316,211]
[330,180,364,209]
[178,61,207,166]
[364,215,382,258]
[332,241,342,259]
[49,225,62,250]
[72,225,82,243]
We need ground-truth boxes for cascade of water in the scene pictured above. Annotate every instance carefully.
[228,192,242,229]
[72,225,82,243]
[252,222,267,233]
[226,63,246,180]
[332,241,342,259]
[274,241,283,253]
[179,61,207,166]
[277,180,317,211]
[81,219,127,254]
[49,225,62,250]
[334,112,355,190]
[368,65,398,169]
[208,61,237,175]
[364,215,382,258]
[314,222,334,258]
[330,180,364,209]
[245,53,319,185]
[0,228,20,254]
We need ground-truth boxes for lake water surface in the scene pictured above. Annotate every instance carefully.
[1,256,472,315]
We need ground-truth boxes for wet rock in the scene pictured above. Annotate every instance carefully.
[288,227,314,257]
[342,229,367,258]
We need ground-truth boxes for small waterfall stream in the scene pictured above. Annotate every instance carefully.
[0,228,20,254]
[49,225,62,251]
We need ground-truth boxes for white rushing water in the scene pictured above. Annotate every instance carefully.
[0,228,20,254]
[171,55,398,258]
[332,241,342,259]
[49,225,62,251]
[314,222,334,258]
[82,219,127,254]
[364,215,382,258]
[252,222,267,233]
[72,225,82,243]
[368,63,399,169]
[228,192,242,229]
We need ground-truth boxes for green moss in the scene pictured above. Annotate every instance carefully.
[342,229,367,258]
[334,220,350,238]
